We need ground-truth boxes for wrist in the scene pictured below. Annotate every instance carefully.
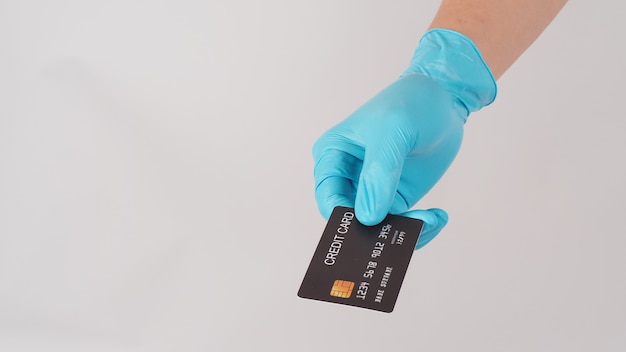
[401,28,497,116]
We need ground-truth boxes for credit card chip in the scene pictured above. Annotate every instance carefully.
[330,280,354,298]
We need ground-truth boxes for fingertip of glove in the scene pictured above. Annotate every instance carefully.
[354,178,396,227]
[354,208,385,227]
[426,208,448,224]
[401,208,449,250]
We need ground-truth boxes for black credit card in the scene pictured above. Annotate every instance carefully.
[298,206,423,313]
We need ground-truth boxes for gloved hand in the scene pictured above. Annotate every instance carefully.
[313,29,496,249]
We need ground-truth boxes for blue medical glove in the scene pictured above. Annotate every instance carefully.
[405,208,448,250]
[313,29,496,246]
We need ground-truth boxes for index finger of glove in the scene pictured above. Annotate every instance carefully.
[401,208,449,250]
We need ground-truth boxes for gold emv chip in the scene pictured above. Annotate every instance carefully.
[330,280,355,298]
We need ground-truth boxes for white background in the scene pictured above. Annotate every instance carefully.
[1,1,625,351]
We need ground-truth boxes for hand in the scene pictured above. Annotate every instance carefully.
[313,29,496,247]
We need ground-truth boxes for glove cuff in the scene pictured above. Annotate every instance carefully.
[401,28,497,115]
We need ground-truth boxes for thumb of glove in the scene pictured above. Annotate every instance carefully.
[354,132,411,226]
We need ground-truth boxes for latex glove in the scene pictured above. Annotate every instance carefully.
[313,29,496,246]
[405,208,448,250]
